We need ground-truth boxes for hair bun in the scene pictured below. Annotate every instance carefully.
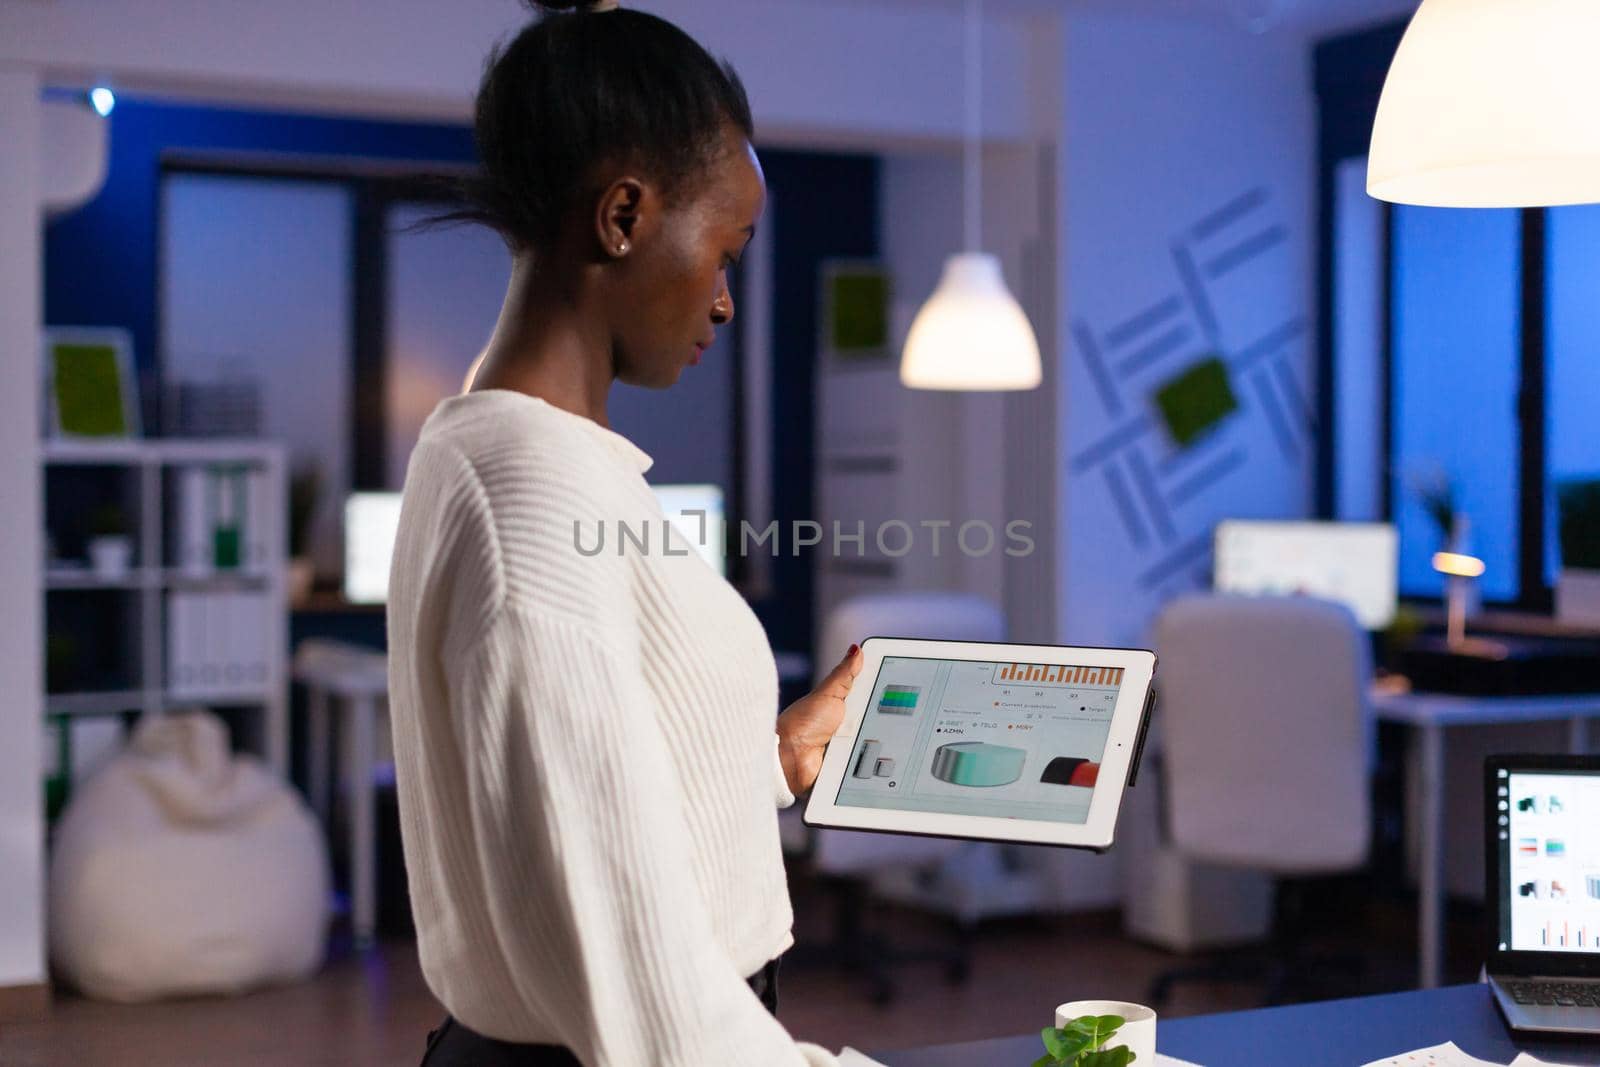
[526,0,611,12]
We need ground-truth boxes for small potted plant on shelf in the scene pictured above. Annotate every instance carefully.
[85,503,133,579]
[1036,1013,1136,1067]
[1408,464,1463,556]
[1556,477,1600,626]
[287,462,322,606]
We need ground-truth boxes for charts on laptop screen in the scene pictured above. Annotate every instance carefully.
[1213,520,1398,630]
[834,656,1127,826]
[1495,766,1600,954]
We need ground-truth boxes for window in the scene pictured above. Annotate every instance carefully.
[1317,22,1574,613]
[1544,205,1600,584]
[1390,205,1522,602]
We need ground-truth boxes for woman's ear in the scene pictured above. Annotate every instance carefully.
[595,176,646,258]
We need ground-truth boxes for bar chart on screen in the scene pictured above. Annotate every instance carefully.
[1538,921,1590,948]
[877,684,921,715]
[993,663,1124,687]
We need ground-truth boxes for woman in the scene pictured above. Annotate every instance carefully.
[385,2,860,1064]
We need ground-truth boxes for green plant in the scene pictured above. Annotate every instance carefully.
[86,503,129,538]
[1406,465,1455,542]
[288,463,322,558]
[1035,1014,1136,1067]
[1153,355,1238,449]
[1557,478,1600,571]
[1381,603,1426,660]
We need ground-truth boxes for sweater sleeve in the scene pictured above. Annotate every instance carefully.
[448,604,837,1066]
[774,734,797,810]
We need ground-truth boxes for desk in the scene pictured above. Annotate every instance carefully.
[1373,690,1600,989]
[876,984,1600,1066]
[292,639,390,948]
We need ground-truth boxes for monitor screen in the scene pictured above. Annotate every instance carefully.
[1213,520,1398,629]
[344,491,404,604]
[833,655,1126,826]
[1494,766,1600,955]
[342,483,727,605]
[649,483,726,578]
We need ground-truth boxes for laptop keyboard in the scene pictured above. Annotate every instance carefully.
[1506,980,1600,1007]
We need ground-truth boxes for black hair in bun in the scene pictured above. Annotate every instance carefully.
[437,2,753,253]
[525,1,607,12]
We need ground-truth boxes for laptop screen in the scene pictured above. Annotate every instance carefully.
[1494,763,1600,955]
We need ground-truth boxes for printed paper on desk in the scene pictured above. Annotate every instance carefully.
[1510,1054,1584,1067]
[1361,1042,1519,1067]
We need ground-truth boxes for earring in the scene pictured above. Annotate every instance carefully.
[616,240,629,255]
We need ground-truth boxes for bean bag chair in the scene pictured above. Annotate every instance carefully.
[49,710,330,1001]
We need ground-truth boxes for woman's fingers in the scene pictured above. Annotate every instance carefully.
[819,643,862,698]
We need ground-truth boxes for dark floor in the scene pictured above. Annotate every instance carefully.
[0,867,1487,1067]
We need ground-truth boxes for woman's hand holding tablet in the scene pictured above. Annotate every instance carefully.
[803,637,1157,851]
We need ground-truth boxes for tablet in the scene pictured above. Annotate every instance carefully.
[803,637,1157,852]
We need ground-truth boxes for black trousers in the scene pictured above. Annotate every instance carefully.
[419,957,782,1066]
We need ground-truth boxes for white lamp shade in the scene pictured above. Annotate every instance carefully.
[899,253,1041,391]
[1368,0,1600,208]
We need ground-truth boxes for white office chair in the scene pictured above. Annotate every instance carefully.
[1148,593,1374,1005]
[795,590,1005,1004]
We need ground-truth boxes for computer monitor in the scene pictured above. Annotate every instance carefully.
[344,491,404,604]
[1213,519,1398,629]
[650,483,726,578]
[341,483,728,605]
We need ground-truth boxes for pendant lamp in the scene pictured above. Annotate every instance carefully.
[1367,0,1600,208]
[899,0,1041,391]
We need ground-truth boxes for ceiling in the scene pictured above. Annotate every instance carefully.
[854,0,1420,38]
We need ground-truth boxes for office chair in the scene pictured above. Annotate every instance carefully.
[789,590,1004,1005]
[1145,594,1373,1007]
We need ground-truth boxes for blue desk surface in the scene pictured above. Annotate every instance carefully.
[875,985,1600,1066]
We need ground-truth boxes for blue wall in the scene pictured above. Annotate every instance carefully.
[44,96,476,429]
[44,95,878,659]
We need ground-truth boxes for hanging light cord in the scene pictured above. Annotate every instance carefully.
[964,0,982,254]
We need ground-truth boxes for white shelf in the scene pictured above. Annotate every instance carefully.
[40,438,149,465]
[151,440,280,465]
[48,686,279,715]
[162,567,274,587]
[40,437,290,775]
[45,690,152,716]
[163,685,276,706]
[43,437,282,466]
[44,566,159,590]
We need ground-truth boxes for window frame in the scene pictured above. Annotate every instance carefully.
[1315,24,1552,613]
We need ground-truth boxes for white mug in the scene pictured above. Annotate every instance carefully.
[1053,1000,1157,1064]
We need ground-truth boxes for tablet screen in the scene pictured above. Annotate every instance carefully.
[834,655,1125,825]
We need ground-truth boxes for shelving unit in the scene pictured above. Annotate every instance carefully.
[42,438,289,776]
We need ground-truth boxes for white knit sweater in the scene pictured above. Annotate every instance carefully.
[386,389,836,1066]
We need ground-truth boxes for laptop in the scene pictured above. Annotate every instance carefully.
[1484,754,1600,1034]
